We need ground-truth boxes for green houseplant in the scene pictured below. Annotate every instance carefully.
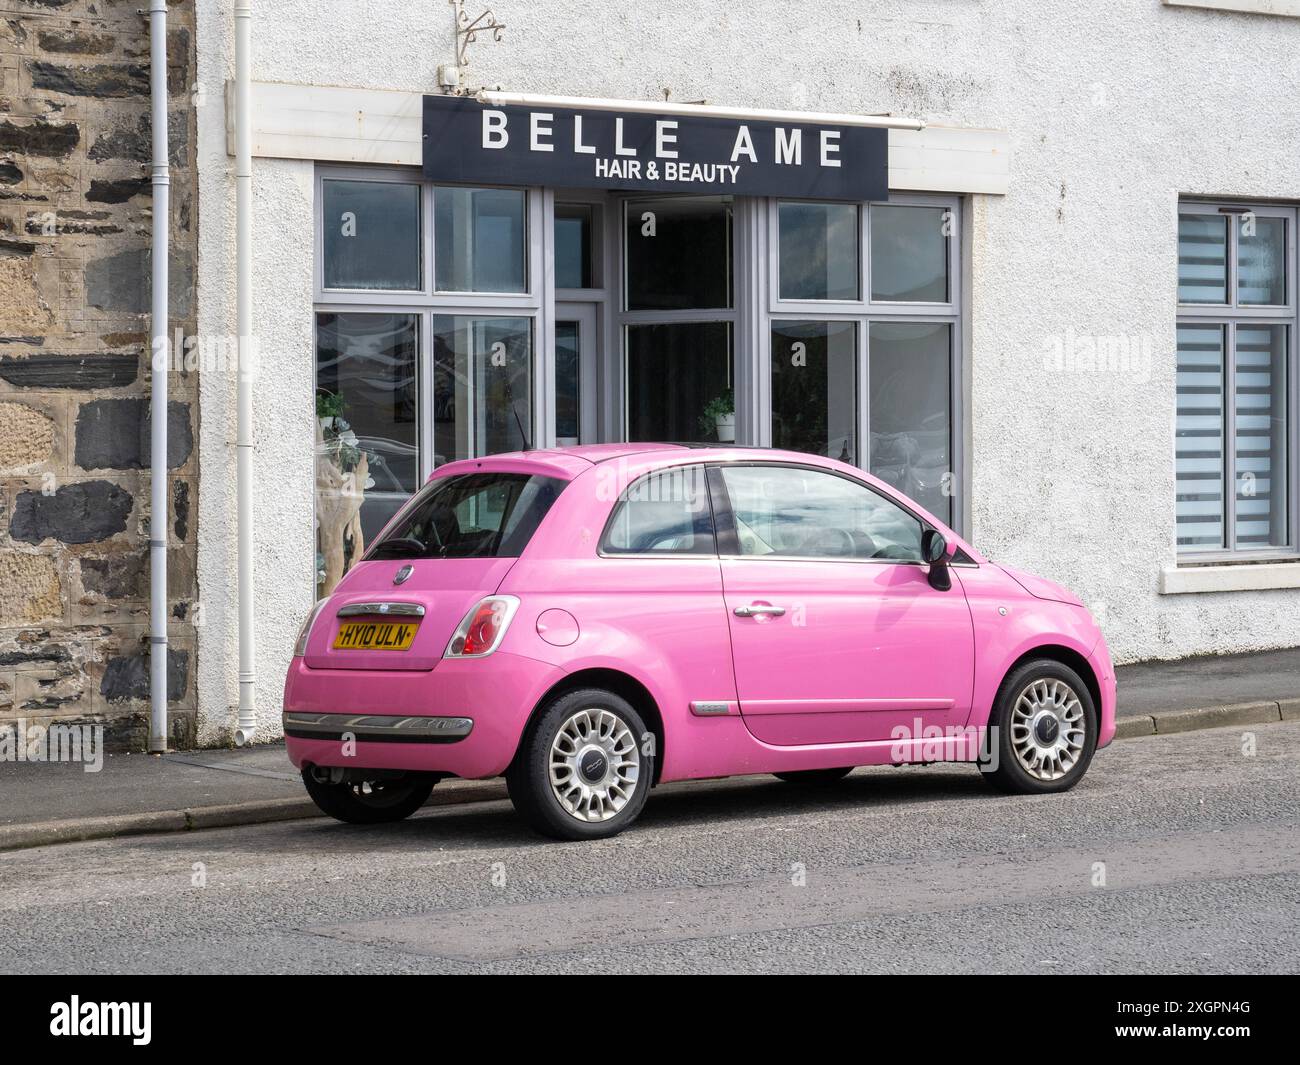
[699,392,735,443]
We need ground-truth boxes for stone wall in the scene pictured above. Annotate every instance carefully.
[0,0,198,750]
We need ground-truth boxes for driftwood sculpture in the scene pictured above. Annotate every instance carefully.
[315,420,369,595]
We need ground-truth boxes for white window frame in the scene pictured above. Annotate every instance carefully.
[758,192,965,533]
[615,194,746,445]
[1176,199,1299,563]
[313,164,548,478]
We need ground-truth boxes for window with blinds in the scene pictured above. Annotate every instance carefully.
[1176,204,1296,558]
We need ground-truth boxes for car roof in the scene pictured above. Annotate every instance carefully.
[431,443,862,481]
[434,444,981,560]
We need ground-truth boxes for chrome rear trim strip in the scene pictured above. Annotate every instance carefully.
[336,602,427,618]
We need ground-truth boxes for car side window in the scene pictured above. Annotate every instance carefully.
[600,465,716,556]
[717,465,924,562]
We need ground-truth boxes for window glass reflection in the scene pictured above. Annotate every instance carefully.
[555,320,581,445]
[869,321,952,523]
[771,320,856,461]
[778,202,858,301]
[432,316,533,464]
[870,205,949,302]
[322,180,421,291]
[1238,216,1287,306]
[555,203,595,289]
[434,187,527,293]
[626,322,733,442]
[626,197,732,311]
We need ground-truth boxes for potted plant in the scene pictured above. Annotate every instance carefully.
[316,389,345,431]
[699,392,735,443]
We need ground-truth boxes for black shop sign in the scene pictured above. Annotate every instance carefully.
[422,95,888,200]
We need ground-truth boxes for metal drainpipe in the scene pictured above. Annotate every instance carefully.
[148,0,170,754]
[233,0,256,746]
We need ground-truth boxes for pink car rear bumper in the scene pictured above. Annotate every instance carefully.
[282,651,564,779]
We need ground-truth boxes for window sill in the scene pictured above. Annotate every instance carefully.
[1163,1,1300,19]
[1160,561,1300,594]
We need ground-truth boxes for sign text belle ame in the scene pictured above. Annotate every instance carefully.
[422,96,889,200]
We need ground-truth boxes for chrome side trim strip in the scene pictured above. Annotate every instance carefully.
[690,701,732,717]
[336,602,427,618]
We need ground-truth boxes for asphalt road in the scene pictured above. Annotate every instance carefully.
[3,722,1298,975]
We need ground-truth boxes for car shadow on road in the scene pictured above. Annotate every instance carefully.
[273,764,990,853]
[636,765,989,831]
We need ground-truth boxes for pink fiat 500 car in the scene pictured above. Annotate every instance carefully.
[285,444,1115,840]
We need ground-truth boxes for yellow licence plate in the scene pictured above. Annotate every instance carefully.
[333,620,419,651]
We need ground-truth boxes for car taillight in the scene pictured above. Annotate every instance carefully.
[293,598,329,657]
[445,595,520,658]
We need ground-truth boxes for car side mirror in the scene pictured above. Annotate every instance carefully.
[921,528,951,591]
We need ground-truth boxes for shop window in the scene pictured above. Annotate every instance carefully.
[434,186,527,293]
[765,197,961,527]
[314,312,420,595]
[869,204,950,303]
[431,316,534,464]
[778,202,859,301]
[625,197,732,311]
[1176,203,1296,558]
[314,169,969,557]
[771,320,857,461]
[868,321,953,525]
[555,202,596,289]
[321,179,421,291]
[625,321,733,442]
[316,168,540,599]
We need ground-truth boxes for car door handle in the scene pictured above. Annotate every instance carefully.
[734,604,786,617]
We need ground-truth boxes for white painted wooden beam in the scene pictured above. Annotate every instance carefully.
[230,81,1012,196]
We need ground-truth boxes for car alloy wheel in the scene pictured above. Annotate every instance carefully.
[1009,677,1087,782]
[508,688,654,840]
[547,707,641,822]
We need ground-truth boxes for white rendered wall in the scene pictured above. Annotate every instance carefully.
[194,0,1300,740]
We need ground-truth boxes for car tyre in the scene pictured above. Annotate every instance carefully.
[773,767,854,786]
[302,769,436,824]
[507,688,653,841]
[982,658,1097,795]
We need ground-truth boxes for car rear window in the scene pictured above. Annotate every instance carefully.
[365,472,566,560]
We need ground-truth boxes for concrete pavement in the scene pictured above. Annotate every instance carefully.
[2,721,1297,974]
[0,743,505,851]
[1115,646,1300,715]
